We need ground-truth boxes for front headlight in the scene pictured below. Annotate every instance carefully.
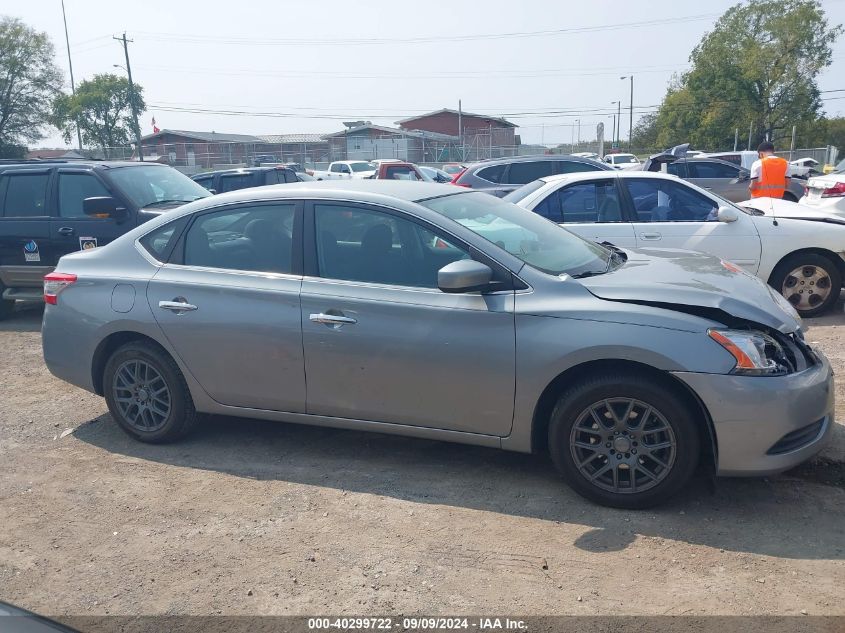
[708,329,791,376]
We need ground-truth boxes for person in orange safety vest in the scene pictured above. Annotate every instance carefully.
[749,141,790,199]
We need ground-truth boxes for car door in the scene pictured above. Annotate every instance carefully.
[622,177,762,272]
[687,160,748,202]
[527,177,637,248]
[147,201,306,412]
[51,169,134,260]
[0,169,54,290]
[300,201,515,435]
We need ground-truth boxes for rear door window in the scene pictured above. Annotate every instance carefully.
[217,174,254,193]
[689,161,739,179]
[534,181,622,223]
[1,172,50,217]
[506,161,554,185]
[556,161,605,175]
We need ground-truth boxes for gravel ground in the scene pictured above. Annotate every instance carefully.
[0,302,843,617]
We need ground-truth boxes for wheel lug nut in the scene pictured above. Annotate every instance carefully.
[632,449,637,454]
[616,454,622,460]
[605,442,611,448]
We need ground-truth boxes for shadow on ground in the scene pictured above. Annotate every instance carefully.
[73,411,845,560]
[0,304,43,333]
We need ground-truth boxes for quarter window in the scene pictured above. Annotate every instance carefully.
[476,164,506,183]
[314,204,470,288]
[1,173,49,217]
[624,178,718,223]
[183,204,296,273]
[58,173,112,217]
[534,181,622,223]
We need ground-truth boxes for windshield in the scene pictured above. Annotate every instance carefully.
[419,191,611,277]
[503,179,546,204]
[614,155,639,164]
[350,162,375,173]
[108,166,210,208]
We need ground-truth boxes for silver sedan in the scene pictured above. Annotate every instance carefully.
[42,181,833,508]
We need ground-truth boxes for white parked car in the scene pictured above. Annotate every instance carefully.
[603,153,641,170]
[505,171,845,316]
[799,170,845,217]
[311,160,377,180]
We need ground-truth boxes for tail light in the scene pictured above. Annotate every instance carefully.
[821,182,845,198]
[450,168,470,187]
[43,272,77,305]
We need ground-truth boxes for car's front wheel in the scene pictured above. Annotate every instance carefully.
[103,341,197,443]
[769,253,841,317]
[548,373,700,509]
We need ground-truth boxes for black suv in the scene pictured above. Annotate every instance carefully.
[192,166,303,194]
[0,160,210,318]
[452,154,613,197]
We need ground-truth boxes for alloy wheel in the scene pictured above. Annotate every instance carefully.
[112,359,172,432]
[569,398,677,494]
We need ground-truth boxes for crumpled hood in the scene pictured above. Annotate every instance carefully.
[579,247,801,333]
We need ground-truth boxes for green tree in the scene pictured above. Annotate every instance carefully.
[651,0,840,151]
[52,74,145,153]
[629,112,660,152]
[0,17,63,152]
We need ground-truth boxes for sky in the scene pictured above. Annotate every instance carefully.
[8,0,845,148]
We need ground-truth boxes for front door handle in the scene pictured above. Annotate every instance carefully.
[310,312,357,327]
[58,227,76,236]
[640,232,662,240]
[159,299,198,314]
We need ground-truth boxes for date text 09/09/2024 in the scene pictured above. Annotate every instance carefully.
[307,617,528,630]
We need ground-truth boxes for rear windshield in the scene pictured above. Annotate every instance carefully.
[350,162,375,173]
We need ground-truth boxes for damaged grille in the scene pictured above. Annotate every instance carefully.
[771,330,818,373]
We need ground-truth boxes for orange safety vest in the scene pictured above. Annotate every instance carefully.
[750,155,789,199]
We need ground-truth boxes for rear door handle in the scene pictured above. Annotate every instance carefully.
[310,312,357,327]
[640,232,662,240]
[58,227,76,236]
[159,299,198,313]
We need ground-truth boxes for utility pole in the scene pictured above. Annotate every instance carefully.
[576,119,581,146]
[734,128,739,151]
[628,76,634,151]
[748,121,754,151]
[790,125,797,161]
[61,0,82,151]
[113,32,143,161]
[457,99,463,162]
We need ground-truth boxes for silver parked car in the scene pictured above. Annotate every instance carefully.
[42,181,833,508]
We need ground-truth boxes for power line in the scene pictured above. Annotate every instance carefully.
[132,13,718,46]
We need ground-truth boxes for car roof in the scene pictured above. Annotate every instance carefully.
[464,153,611,170]
[0,160,165,170]
[194,179,457,204]
[538,171,681,185]
[197,166,291,177]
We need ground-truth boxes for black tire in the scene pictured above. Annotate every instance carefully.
[103,340,197,443]
[548,372,700,509]
[769,253,842,317]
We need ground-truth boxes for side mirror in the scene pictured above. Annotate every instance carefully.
[737,171,750,182]
[717,206,738,223]
[83,196,127,221]
[438,259,493,293]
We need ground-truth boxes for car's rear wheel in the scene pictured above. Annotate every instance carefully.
[769,253,841,317]
[548,373,700,509]
[103,341,197,443]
